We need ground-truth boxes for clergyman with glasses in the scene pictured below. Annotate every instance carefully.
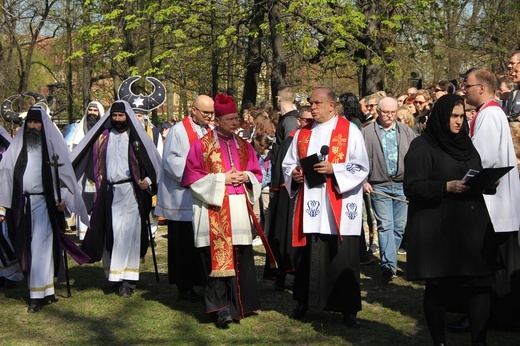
[362,97,416,282]
[155,95,214,301]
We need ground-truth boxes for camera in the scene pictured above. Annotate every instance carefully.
[359,113,374,123]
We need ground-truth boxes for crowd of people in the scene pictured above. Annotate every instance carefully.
[1,57,520,345]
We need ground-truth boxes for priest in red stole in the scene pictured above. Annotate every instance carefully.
[282,88,369,328]
[181,93,262,328]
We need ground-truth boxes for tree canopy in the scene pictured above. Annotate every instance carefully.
[0,0,519,123]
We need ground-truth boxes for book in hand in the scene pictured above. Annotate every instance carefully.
[299,153,326,188]
[463,166,513,192]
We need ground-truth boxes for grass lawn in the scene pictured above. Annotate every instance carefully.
[0,226,517,345]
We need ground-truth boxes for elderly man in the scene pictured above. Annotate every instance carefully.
[460,68,520,327]
[0,107,90,312]
[362,97,416,281]
[282,87,369,328]
[181,94,262,328]
[155,95,214,301]
[71,100,161,298]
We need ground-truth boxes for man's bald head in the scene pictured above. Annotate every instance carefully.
[191,95,215,126]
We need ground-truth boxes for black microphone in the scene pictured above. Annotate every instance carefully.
[320,145,329,161]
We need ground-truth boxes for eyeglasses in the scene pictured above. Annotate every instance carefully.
[379,110,397,115]
[414,101,426,105]
[195,106,214,116]
[299,118,313,123]
[434,88,445,92]
[463,83,482,90]
[366,104,377,108]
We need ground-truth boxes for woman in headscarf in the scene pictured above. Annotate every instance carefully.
[404,94,503,346]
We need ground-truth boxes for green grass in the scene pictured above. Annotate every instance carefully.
[0,226,517,345]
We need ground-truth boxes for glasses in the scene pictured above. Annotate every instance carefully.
[366,104,377,108]
[299,118,313,123]
[195,107,214,116]
[434,88,445,92]
[463,83,482,90]
[379,110,397,115]
[414,101,426,105]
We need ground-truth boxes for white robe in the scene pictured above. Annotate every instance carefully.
[155,117,208,222]
[102,129,142,282]
[282,116,369,236]
[471,105,520,233]
[24,146,55,299]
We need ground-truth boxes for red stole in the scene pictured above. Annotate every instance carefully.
[293,116,350,247]
[201,130,249,277]
[181,116,202,145]
[469,99,502,137]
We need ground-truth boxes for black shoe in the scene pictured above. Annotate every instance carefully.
[179,288,201,301]
[119,284,132,298]
[27,299,43,313]
[0,277,18,288]
[360,252,377,265]
[292,304,307,319]
[273,276,286,292]
[342,313,361,329]
[382,268,395,282]
[447,315,470,333]
[217,309,233,328]
[45,294,58,304]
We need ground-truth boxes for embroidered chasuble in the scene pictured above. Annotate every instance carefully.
[182,130,262,277]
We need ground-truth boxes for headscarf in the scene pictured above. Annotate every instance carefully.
[0,106,90,227]
[71,100,161,184]
[67,101,105,149]
[423,94,474,161]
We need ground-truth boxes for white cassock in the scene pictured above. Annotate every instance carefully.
[155,117,208,222]
[24,145,55,299]
[282,116,369,236]
[101,129,143,282]
[471,106,520,233]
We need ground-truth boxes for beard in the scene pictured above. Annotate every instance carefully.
[86,115,99,130]
[111,118,128,131]
[26,128,42,150]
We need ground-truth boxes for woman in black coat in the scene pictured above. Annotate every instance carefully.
[404,94,502,346]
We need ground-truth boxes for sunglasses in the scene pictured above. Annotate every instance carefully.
[299,118,313,123]
[414,101,426,105]
[367,104,377,108]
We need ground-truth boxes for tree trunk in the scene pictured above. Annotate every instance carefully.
[269,0,287,109]
[241,0,266,111]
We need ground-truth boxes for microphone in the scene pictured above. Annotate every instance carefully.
[319,145,329,161]
[133,141,141,152]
